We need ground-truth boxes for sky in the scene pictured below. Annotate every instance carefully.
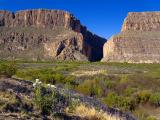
[0,0,160,39]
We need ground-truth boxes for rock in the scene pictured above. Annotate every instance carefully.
[0,10,13,27]
[121,12,160,31]
[102,12,160,63]
[0,77,136,120]
[0,9,106,61]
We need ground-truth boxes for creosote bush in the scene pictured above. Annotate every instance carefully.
[75,79,102,97]
[0,61,17,77]
[16,68,75,85]
[146,116,157,120]
[149,92,160,107]
[104,92,135,111]
[135,90,151,104]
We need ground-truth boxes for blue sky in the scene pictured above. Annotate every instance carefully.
[0,0,160,39]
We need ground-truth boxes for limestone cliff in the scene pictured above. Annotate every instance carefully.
[102,12,160,63]
[0,9,105,61]
[121,12,160,31]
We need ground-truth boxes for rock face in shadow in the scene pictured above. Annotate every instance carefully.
[102,12,160,63]
[0,9,106,61]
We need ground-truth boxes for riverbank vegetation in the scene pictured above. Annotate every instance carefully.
[0,60,160,119]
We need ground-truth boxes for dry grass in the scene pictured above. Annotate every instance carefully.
[71,70,107,77]
[0,91,16,103]
[67,104,121,120]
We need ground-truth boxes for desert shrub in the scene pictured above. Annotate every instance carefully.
[135,90,151,104]
[104,80,117,89]
[120,97,136,111]
[55,63,79,72]
[104,92,135,111]
[0,62,17,77]
[53,73,65,83]
[38,71,65,84]
[75,80,102,97]
[66,98,80,113]
[103,92,119,108]
[34,84,55,115]
[133,109,150,120]
[90,84,102,97]
[38,74,55,84]
[34,83,72,115]
[16,67,77,86]
[16,68,67,84]
[16,69,41,80]
[0,91,17,110]
[64,76,76,85]
[146,116,157,120]
[119,75,129,84]
[149,92,160,107]
[75,80,91,96]
[124,87,136,96]
[0,90,33,113]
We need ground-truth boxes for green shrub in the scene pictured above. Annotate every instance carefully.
[133,109,150,120]
[54,73,65,83]
[124,87,136,96]
[135,90,151,104]
[120,75,129,84]
[146,116,157,120]
[75,80,102,97]
[0,62,17,77]
[38,74,55,84]
[64,76,76,85]
[67,99,80,113]
[105,80,116,89]
[104,92,135,111]
[34,85,55,115]
[120,97,136,111]
[16,69,40,80]
[149,92,160,107]
[91,84,102,97]
[103,92,119,107]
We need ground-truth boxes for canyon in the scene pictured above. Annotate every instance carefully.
[1,10,160,63]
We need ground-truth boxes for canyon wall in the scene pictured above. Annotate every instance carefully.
[0,9,105,61]
[102,12,160,63]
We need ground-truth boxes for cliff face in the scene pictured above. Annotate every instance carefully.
[102,12,160,63]
[0,9,105,61]
[121,12,160,31]
[0,10,81,31]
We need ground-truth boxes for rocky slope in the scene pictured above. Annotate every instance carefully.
[0,77,136,120]
[102,12,160,63]
[0,9,106,61]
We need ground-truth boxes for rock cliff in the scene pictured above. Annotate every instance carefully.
[102,12,160,63]
[0,9,106,61]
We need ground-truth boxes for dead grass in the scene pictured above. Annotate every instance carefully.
[71,70,107,77]
[0,91,16,103]
[66,104,121,120]
[134,105,160,120]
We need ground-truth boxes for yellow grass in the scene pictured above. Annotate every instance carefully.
[66,104,122,120]
[71,70,107,77]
